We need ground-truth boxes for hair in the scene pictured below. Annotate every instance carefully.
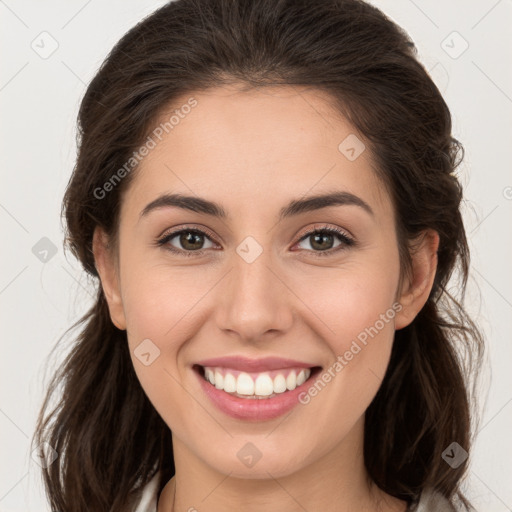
[32,0,485,510]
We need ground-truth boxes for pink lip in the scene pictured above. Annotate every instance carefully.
[193,365,321,421]
[195,356,316,373]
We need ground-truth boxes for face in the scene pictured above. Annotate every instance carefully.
[94,85,437,481]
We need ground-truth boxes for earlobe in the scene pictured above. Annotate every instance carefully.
[394,229,439,330]
[92,227,127,330]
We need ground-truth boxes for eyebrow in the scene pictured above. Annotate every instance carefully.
[139,191,374,221]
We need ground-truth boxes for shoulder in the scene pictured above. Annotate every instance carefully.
[130,471,160,512]
[408,488,471,512]
[129,477,471,512]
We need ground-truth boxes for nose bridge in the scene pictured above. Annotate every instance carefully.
[216,235,292,340]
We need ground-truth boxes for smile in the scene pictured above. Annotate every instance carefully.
[193,362,322,421]
[201,366,313,398]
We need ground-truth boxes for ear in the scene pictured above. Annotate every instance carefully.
[394,229,439,330]
[92,227,127,330]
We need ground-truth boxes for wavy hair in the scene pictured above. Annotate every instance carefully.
[32,0,484,510]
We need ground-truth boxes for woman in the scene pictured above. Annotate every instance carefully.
[32,0,484,511]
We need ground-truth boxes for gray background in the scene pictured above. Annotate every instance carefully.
[1,0,511,510]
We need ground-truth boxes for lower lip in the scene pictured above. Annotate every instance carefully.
[194,366,321,421]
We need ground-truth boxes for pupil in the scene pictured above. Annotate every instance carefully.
[182,232,203,250]
[311,233,333,251]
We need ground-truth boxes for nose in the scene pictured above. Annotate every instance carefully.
[214,245,294,343]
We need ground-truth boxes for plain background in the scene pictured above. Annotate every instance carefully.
[1,0,511,510]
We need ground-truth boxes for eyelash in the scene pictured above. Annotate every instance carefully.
[155,224,356,258]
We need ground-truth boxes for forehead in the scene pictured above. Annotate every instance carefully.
[123,85,391,220]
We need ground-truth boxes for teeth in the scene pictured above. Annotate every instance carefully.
[296,369,306,386]
[214,370,224,390]
[237,372,254,395]
[223,372,237,393]
[273,374,287,393]
[254,374,274,396]
[286,372,296,391]
[202,367,312,397]
[205,368,215,385]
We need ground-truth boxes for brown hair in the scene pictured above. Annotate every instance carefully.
[32,0,484,510]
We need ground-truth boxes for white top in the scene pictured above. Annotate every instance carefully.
[132,471,160,512]
[131,472,458,512]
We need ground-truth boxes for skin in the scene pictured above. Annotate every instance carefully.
[93,84,439,512]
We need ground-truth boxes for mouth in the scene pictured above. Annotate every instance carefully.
[193,364,323,400]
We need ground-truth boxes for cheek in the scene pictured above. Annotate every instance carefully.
[294,284,399,448]
[292,255,400,412]
[295,257,400,351]
[119,261,226,424]
[120,268,202,433]
[120,260,212,347]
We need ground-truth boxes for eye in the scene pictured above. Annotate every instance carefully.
[293,224,355,257]
[156,225,218,257]
[155,223,355,258]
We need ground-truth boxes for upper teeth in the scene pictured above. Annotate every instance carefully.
[203,367,312,396]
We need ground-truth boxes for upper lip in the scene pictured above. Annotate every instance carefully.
[195,356,319,373]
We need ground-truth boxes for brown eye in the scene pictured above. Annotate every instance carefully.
[157,227,217,256]
[176,231,207,251]
[295,226,355,256]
